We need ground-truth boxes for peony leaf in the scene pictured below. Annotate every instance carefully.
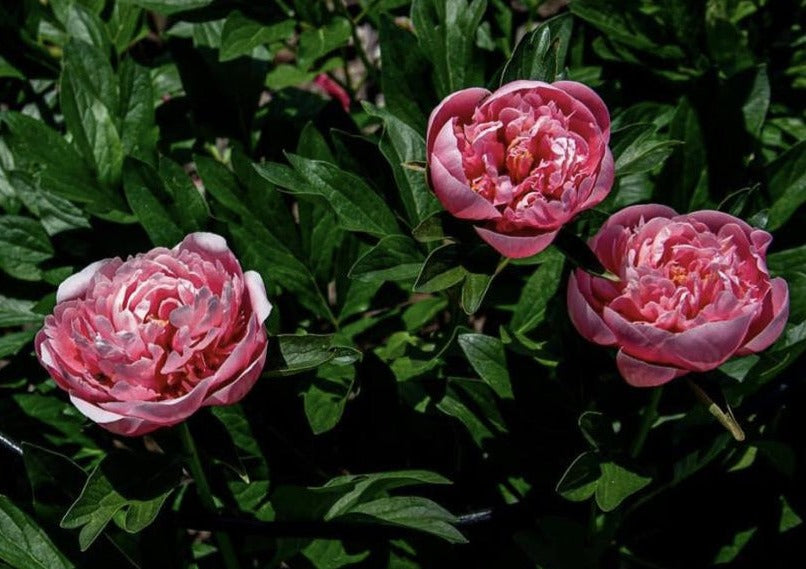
[0,495,74,569]
[594,461,651,512]
[500,12,573,84]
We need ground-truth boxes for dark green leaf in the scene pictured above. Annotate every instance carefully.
[556,452,600,502]
[122,157,185,246]
[118,58,156,163]
[117,0,212,15]
[61,452,182,551]
[219,13,296,62]
[594,462,651,512]
[500,13,572,84]
[766,140,806,230]
[0,296,44,327]
[0,496,73,569]
[303,364,356,435]
[297,17,352,71]
[349,235,424,283]
[345,496,466,543]
[457,333,512,399]
[413,243,467,293]
[510,248,564,333]
[0,215,53,281]
[264,334,360,377]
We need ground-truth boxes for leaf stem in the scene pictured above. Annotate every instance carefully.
[686,379,746,442]
[629,387,662,458]
[178,422,241,569]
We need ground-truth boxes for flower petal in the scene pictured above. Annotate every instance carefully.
[603,307,754,372]
[616,350,687,387]
[426,87,490,156]
[553,80,611,138]
[567,271,617,346]
[56,260,110,303]
[431,150,502,220]
[738,277,789,354]
[475,226,558,258]
[244,270,272,324]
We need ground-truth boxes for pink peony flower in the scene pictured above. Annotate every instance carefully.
[35,233,272,436]
[567,205,789,387]
[426,80,614,258]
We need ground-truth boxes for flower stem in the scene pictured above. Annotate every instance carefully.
[629,387,662,458]
[178,422,241,569]
[686,379,746,442]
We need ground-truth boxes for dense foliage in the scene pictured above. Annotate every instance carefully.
[0,0,805,568]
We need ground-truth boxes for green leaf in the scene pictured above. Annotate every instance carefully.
[0,296,44,327]
[117,0,212,15]
[510,248,564,333]
[255,155,399,238]
[460,272,494,314]
[766,140,806,230]
[0,496,73,569]
[594,462,651,512]
[107,3,145,54]
[219,13,295,62]
[122,157,185,246]
[458,333,512,399]
[612,124,681,177]
[302,540,369,569]
[713,528,756,564]
[323,470,451,520]
[7,171,90,236]
[303,364,356,435]
[64,2,109,51]
[500,13,572,84]
[0,215,53,281]
[0,56,23,80]
[61,452,181,551]
[556,452,600,502]
[297,17,352,71]
[118,58,157,163]
[344,497,467,544]
[60,40,123,188]
[741,65,770,138]
[0,329,37,359]
[264,334,360,377]
[411,0,487,97]
[413,244,467,293]
[0,112,108,206]
[158,158,207,232]
[349,235,424,283]
[23,444,88,525]
[779,496,803,533]
[363,103,441,226]
[378,15,433,131]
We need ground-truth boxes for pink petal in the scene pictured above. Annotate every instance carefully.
[603,307,754,372]
[581,148,614,209]
[426,87,490,156]
[567,271,617,346]
[686,210,753,236]
[475,226,558,258]
[431,151,502,220]
[244,270,272,324]
[56,260,110,303]
[70,395,151,436]
[553,80,611,139]
[616,350,687,387]
[203,343,267,406]
[738,277,789,354]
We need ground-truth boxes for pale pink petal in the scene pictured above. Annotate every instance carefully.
[616,350,687,387]
[56,260,109,303]
[203,344,267,406]
[244,270,272,324]
[475,226,558,258]
[426,87,490,156]
[567,271,617,346]
[686,210,753,236]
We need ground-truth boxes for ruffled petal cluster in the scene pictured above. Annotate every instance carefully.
[427,80,614,258]
[567,205,789,386]
[35,233,271,436]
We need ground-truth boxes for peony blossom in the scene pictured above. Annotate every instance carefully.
[567,205,789,387]
[426,80,614,258]
[35,233,271,436]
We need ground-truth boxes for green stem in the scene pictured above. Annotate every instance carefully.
[629,387,662,458]
[179,422,241,569]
